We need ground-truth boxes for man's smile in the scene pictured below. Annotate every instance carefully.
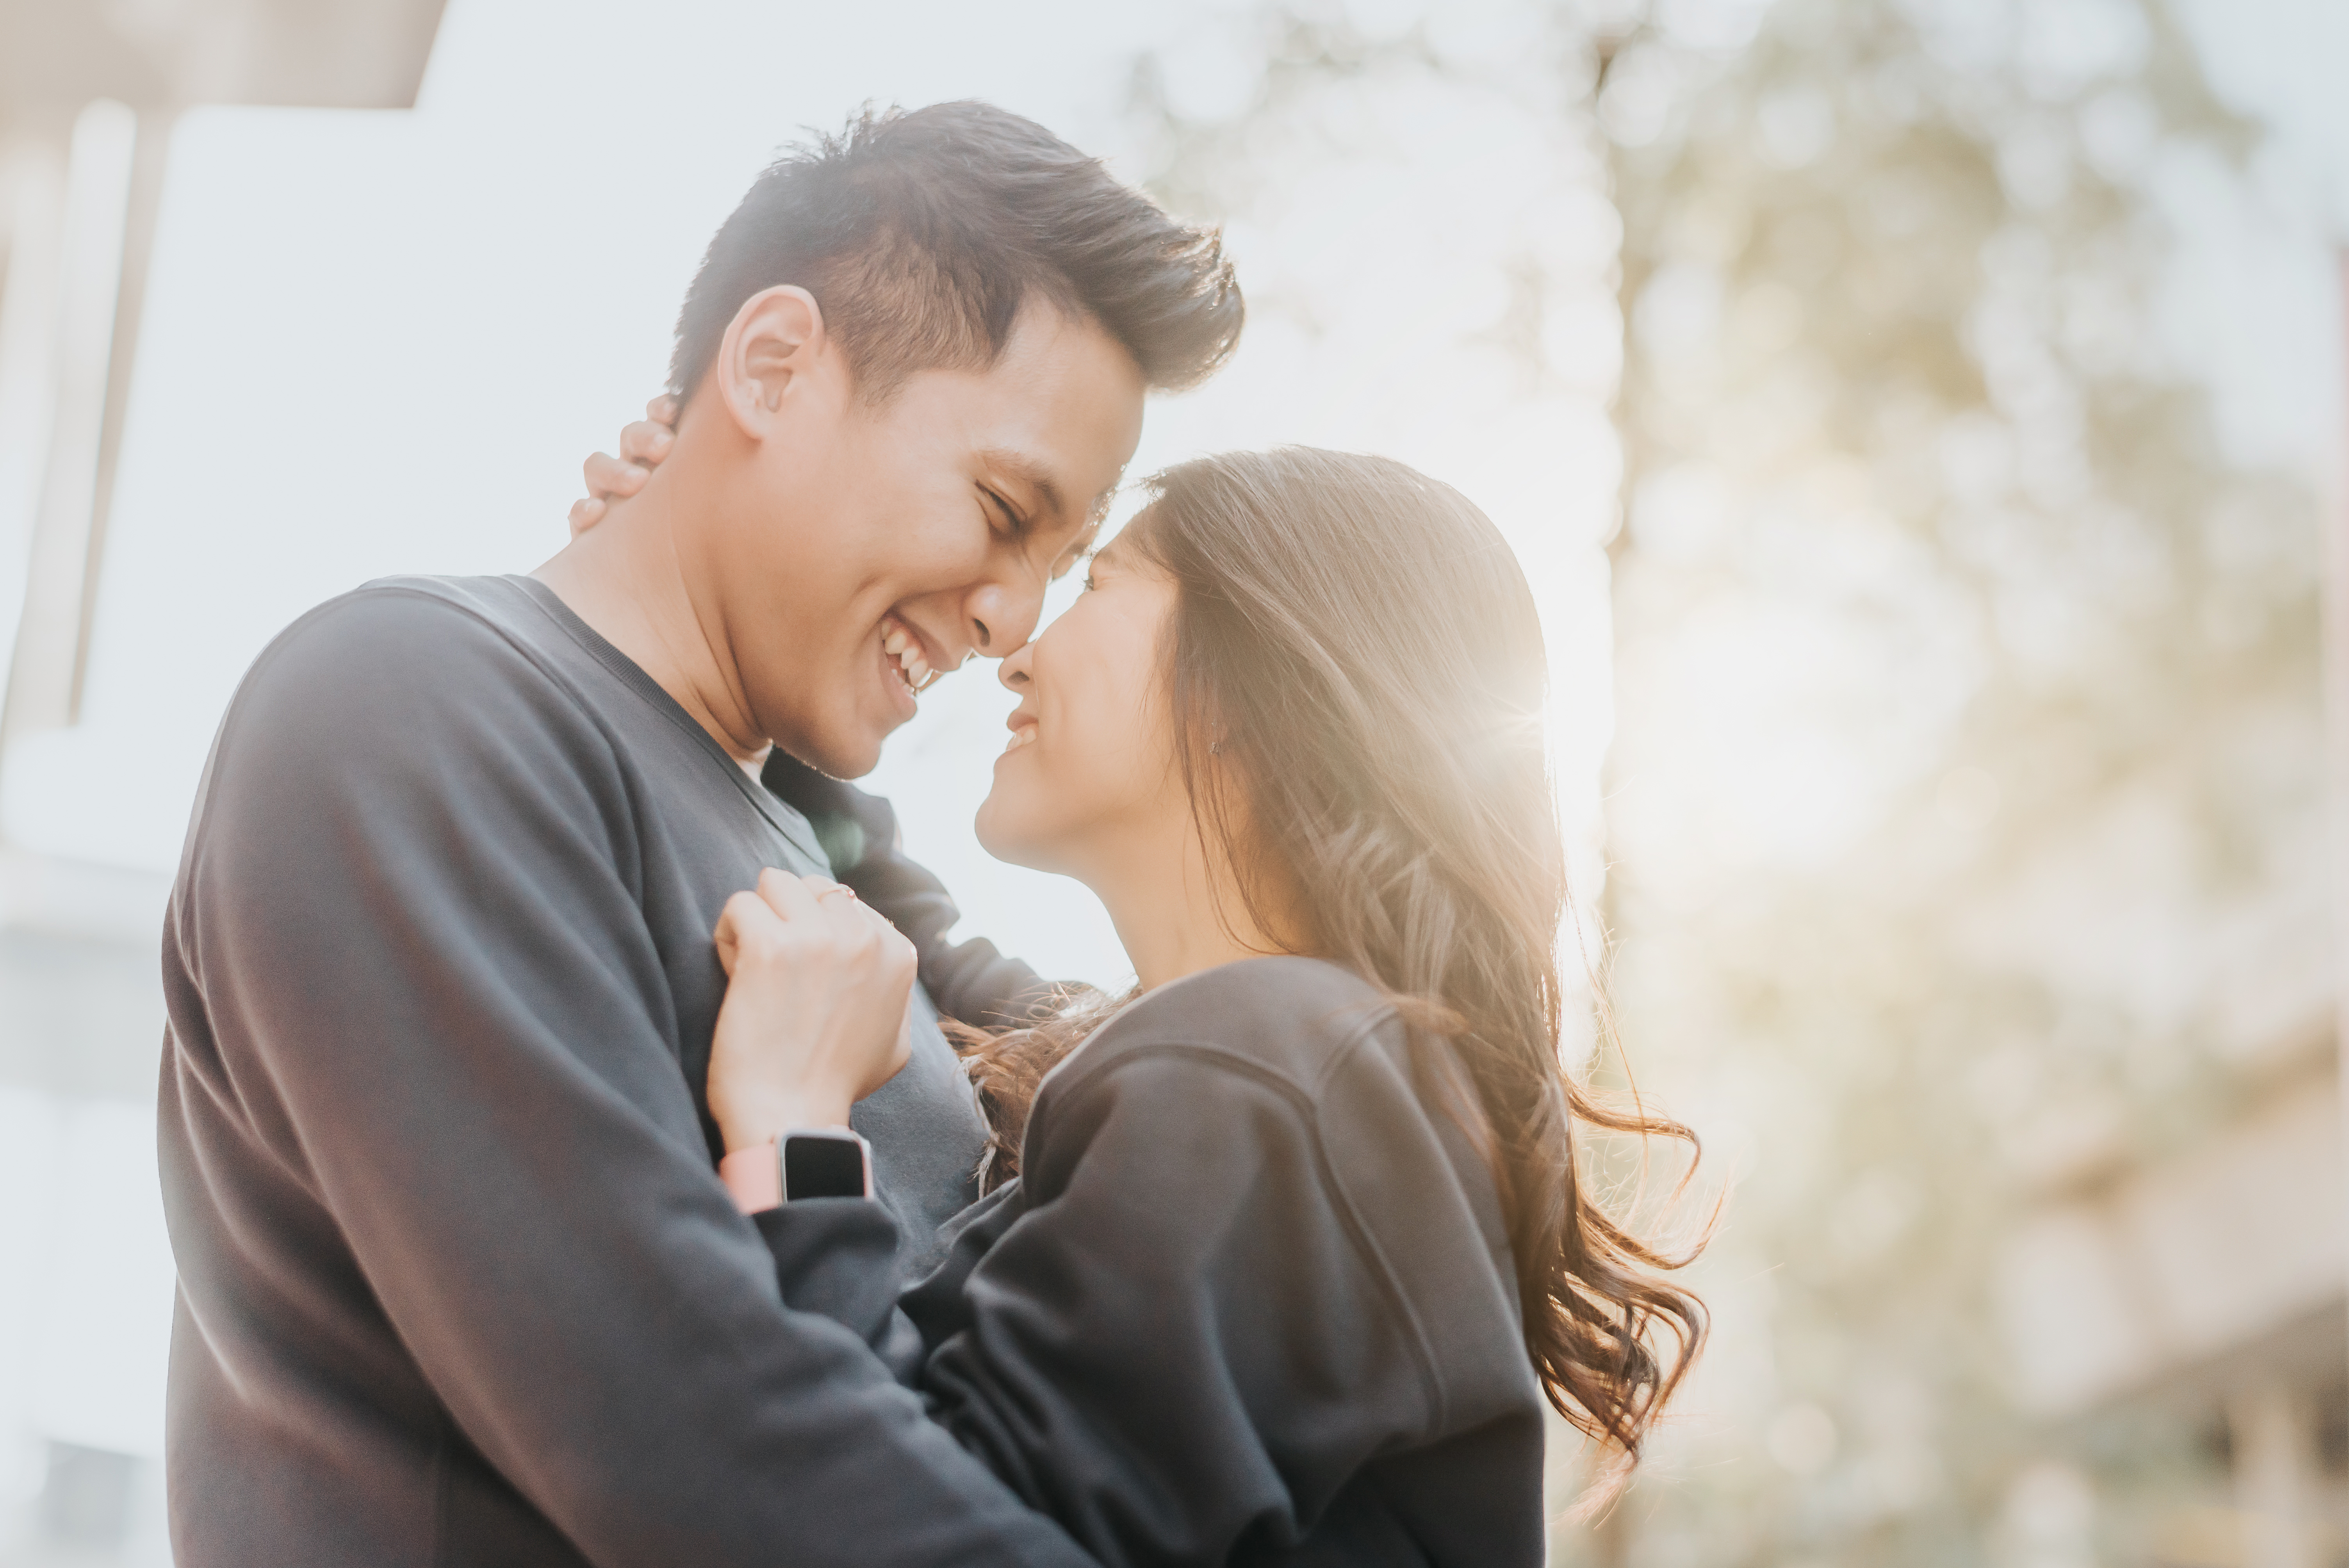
[877,610,962,711]
[879,611,936,691]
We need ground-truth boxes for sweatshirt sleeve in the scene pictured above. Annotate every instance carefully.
[761,749,1051,1025]
[910,1051,1440,1566]
[172,589,1095,1568]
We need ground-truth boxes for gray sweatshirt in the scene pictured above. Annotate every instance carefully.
[159,574,1088,1567]
[752,957,1551,1567]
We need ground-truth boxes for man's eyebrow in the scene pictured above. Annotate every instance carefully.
[977,448,1068,529]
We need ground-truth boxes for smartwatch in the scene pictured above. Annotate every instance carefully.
[717,1127,873,1213]
[781,1126,873,1201]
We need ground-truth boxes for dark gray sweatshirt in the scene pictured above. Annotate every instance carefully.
[752,956,1552,1567]
[159,575,1090,1568]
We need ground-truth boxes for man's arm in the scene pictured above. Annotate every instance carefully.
[174,589,1093,1568]
[763,749,1052,1026]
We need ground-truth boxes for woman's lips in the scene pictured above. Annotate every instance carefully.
[1002,718,1038,753]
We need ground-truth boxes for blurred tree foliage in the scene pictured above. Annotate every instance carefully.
[1128,0,2323,1563]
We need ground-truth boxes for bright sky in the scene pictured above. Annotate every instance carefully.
[2167,0,2349,477]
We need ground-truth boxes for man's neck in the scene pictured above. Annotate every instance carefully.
[533,470,771,767]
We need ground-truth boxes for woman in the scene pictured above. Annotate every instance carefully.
[688,444,1705,1564]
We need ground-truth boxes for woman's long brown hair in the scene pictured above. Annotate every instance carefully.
[956,447,1707,1489]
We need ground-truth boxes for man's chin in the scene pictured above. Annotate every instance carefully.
[781,718,890,781]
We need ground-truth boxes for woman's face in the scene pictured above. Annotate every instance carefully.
[975,533,1186,880]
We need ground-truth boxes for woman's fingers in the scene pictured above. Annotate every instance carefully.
[617,418,674,466]
[566,395,677,540]
[583,448,649,502]
[849,897,917,977]
[820,883,917,985]
[745,872,906,986]
[757,871,875,941]
[755,865,828,925]
[706,869,914,1149]
[713,889,788,976]
[713,900,739,976]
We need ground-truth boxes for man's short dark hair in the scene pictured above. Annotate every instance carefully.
[669,101,1243,403]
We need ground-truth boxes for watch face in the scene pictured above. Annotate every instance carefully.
[783,1134,869,1201]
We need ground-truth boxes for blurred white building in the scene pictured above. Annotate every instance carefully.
[0,4,444,1560]
[1996,1046,2347,1566]
[1990,248,2349,1568]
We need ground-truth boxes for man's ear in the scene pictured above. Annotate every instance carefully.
[716,285,831,440]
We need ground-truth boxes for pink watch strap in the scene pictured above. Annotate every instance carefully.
[718,1140,782,1215]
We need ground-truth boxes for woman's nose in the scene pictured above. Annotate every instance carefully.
[997,645,1032,690]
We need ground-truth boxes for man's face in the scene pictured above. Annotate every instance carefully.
[703,305,1146,778]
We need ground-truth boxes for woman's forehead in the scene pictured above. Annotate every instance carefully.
[1093,503,1165,570]
[1090,529,1140,571]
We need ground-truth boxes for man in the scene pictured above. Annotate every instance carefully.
[575,411,1054,1036]
[159,102,1240,1567]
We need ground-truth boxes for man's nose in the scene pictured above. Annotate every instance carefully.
[964,580,1043,657]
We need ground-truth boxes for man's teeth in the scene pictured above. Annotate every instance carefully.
[882,620,932,690]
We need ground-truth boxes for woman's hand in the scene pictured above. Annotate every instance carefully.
[707,869,916,1153]
[567,394,681,537]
